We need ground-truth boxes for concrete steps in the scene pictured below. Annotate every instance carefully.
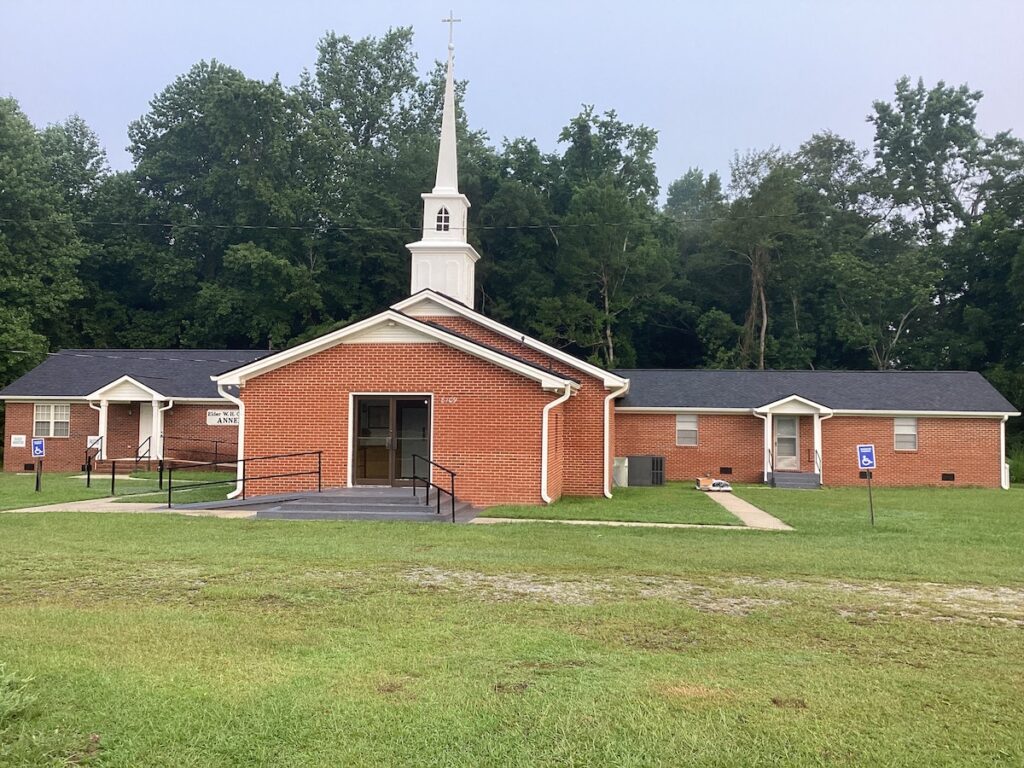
[251,486,477,522]
[768,471,821,490]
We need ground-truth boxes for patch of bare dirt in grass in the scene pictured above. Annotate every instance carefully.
[402,568,1024,627]
[493,681,530,695]
[401,567,785,615]
[733,576,1024,627]
[771,696,809,710]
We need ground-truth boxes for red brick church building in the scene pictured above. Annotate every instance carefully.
[1,38,1018,501]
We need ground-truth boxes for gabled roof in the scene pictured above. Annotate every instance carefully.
[0,350,271,400]
[214,310,579,391]
[614,369,1020,415]
[392,289,629,389]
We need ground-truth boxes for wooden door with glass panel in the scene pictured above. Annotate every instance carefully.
[353,396,430,485]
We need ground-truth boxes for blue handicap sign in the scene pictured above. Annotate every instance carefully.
[856,444,876,470]
[31,438,45,458]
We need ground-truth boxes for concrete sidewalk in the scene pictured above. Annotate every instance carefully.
[1,497,255,518]
[705,492,794,531]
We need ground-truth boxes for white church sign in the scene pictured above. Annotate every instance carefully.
[206,409,239,426]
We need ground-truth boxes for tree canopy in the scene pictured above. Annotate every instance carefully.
[0,29,1021,434]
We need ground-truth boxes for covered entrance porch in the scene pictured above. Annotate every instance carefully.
[754,395,833,488]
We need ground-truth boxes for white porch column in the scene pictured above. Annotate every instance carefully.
[150,399,162,459]
[97,399,108,460]
[762,412,773,482]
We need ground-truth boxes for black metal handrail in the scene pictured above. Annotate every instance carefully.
[166,449,323,508]
[411,454,457,523]
[163,435,237,466]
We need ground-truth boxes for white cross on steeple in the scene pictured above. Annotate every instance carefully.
[442,11,461,48]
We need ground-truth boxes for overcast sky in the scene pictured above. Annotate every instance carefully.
[2,0,1022,195]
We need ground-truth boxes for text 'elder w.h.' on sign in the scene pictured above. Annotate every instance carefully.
[206,409,239,426]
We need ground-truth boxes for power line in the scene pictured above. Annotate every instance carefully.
[0,210,803,234]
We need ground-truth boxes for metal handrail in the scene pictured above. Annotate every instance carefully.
[163,435,236,466]
[136,436,152,462]
[814,449,822,477]
[411,454,457,523]
[166,449,323,508]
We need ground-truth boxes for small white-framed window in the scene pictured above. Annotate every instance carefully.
[675,414,698,446]
[894,417,918,451]
[34,403,71,438]
[436,206,450,232]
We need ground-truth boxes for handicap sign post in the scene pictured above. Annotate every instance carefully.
[856,444,876,526]
[31,438,45,492]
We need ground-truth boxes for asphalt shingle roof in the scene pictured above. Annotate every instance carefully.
[613,369,1019,413]
[0,350,272,400]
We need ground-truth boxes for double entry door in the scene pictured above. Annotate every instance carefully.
[354,396,431,486]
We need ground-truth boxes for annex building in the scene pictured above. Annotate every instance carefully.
[1,38,1018,501]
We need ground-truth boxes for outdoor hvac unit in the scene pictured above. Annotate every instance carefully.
[627,455,665,487]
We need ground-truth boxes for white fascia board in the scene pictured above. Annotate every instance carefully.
[615,407,754,414]
[754,394,832,414]
[392,290,629,389]
[85,375,166,401]
[831,409,1020,418]
[213,310,577,391]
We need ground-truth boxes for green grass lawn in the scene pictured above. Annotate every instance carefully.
[485,482,741,525]
[0,470,236,510]
[1,487,1023,766]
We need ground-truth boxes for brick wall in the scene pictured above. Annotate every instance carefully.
[419,316,609,496]
[614,413,765,483]
[163,404,239,465]
[239,342,562,506]
[821,416,1002,488]
[105,403,137,460]
[3,402,99,472]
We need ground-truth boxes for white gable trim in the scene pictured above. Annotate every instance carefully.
[86,375,166,401]
[393,290,629,390]
[754,394,833,415]
[213,310,578,392]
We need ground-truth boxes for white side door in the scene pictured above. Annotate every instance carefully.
[138,402,153,457]
[774,416,799,471]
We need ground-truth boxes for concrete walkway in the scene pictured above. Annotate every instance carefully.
[472,517,748,530]
[474,493,793,532]
[704,492,793,531]
[1,497,255,519]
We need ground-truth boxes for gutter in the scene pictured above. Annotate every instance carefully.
[603,381,630,498]
[541,384,573,503]
[216,382,246,499]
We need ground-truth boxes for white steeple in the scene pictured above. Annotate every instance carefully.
[406,12,480,308]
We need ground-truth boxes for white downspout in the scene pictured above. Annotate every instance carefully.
[603,382,630,498]
[754,411,770,482]
[1000,415,1010,490]
[541,384,573,504]
[217,383,245,499]
[817,412,833,485]
[155,400,173,459]
[89,399,109,460]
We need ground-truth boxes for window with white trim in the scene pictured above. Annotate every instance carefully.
[894,417,918,451]
[675,414,698,446]
[34,403,70,438]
